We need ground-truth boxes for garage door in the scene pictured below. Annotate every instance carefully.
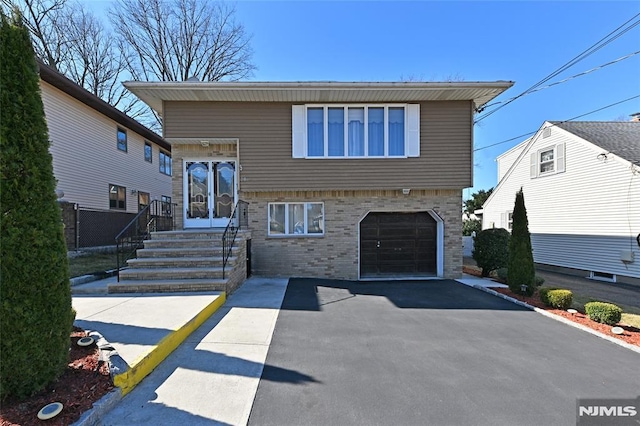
[360,212,437,276]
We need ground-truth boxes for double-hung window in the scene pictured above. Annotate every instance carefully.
[159,151,172,176]
[144,142,152,163]
[109,184,126,210]
[293,104,420,158]
[117,128,127,152]
[268,202,324,236]
[530,143,565,178]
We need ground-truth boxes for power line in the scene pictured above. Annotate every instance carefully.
[480,50,640,110]
[474,13,640,123]
[473,94,640,152]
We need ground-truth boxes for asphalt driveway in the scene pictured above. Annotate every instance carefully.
[248,279,640,426]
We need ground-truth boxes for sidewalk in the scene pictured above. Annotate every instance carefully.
[75,277,288,425]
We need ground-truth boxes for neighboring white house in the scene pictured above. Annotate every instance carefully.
[39,61,172,213]
[482,120,640,285]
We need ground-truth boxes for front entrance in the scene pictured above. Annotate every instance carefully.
[360,212,437,277]
[183,160,236,228]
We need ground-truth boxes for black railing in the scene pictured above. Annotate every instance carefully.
[222,200,249,279]
[115,200,176,281]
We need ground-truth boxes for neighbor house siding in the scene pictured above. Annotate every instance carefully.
[483,124,640,280]
[242,189,463,280]
[41,80,172,212]
[163,101,473,191]
[497,140,527,182]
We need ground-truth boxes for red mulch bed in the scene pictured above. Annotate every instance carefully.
[462,265,639,347]
[0,327,114,426]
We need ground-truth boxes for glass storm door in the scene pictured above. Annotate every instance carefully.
[184,160,236,228]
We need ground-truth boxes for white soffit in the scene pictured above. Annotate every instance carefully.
[123,81,514,115]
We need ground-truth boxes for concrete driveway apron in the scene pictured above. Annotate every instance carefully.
[248,278,640,426]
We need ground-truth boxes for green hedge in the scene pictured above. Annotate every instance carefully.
[585,302,622,326]
[472,228,510,277]
[539,288,573,309]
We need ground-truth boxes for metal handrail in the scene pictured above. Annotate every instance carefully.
[222,200,249,279]
[115,200,176,281]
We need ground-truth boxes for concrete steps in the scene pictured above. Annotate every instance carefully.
[108,279,228,293]
[111,229,247,294]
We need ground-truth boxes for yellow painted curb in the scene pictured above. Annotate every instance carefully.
[114,292,227,395]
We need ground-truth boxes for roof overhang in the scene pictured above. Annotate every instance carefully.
[123,81,514,116]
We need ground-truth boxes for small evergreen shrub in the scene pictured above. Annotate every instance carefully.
[507,189,535,296]
[585,302,622,326]
[472,228,510,277]
[539,288,572,309]
[534,275,545,287]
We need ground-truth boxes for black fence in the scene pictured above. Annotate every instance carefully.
[60,202,145,250]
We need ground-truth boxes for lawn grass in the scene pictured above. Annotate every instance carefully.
[68,252,117,278]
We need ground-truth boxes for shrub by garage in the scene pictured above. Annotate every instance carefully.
[472,228,510,277]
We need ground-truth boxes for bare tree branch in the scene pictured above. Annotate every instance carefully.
[110,0,256,82]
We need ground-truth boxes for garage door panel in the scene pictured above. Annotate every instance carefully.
[360,212,437,276]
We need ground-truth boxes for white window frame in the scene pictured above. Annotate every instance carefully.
[507,211,514,231]
[293,104,420,159]
[268,202,325,237]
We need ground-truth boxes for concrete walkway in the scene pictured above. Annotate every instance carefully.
[101,277,288,425]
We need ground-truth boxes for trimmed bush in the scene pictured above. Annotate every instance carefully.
[1,12,72,400]
[507,189,535,296]
[472,228,510,277]
[534,275,545,287]
[585,302,622,326]
[539,288,573,309]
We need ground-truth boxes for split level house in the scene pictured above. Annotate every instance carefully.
[38,61,172,248]
[117,80,513,292]
[482,120,640,286]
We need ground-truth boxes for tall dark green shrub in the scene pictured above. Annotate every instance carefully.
[472,228,510,277]
[507,189,535,295]
[0,12,73,400]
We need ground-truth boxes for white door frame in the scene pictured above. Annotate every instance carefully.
[183,158,238,228]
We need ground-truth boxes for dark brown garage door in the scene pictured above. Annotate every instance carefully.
[360,212,437,276]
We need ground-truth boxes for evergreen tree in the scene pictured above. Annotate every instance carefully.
[507,189,535,295]
[1,11,73,400]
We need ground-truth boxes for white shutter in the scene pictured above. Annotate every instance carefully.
[292,105,305,158]
[406,104,420,157]
[556,143,565,173]
[530,152,538,178]
[500,212,506,228]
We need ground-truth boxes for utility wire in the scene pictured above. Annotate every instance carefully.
[473,94,640,152]
[481,50,640,110]
[474,13,640,123]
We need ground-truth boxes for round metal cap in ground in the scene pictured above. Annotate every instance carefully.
[77,336,94,347]
[37,402,63,420]
[566,309,578,314]
[611,327,624,335]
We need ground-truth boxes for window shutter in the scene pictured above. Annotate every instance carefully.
[292,105,305,158]
[406,104,420,157]
[530,152,538,178]
[556,143,565,173]
[500,212,506,228]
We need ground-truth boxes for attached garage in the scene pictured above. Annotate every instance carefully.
[360,212,439,278]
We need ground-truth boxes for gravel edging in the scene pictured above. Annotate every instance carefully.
[457,281,640,355]
[70,329,128,426]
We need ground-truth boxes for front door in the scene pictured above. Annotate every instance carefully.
[184,160,237,228]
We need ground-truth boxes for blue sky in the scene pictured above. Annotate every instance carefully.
[88,1,640,198]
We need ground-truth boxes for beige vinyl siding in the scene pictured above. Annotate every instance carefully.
[163,101,472,191]
[482,124,640,279]
[41,81,171,212]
